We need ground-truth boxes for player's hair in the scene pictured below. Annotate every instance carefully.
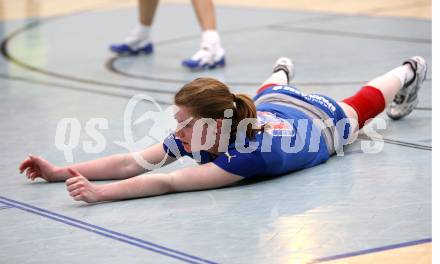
[175,77,259,138]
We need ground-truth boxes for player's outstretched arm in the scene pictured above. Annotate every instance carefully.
[19,143,175,182]
[66,162,242,203]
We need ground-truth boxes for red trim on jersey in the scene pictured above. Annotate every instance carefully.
[342,85,386,129]
[257,83,279,94]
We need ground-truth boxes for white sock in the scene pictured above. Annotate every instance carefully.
[123,23,151,47]
[387,64,414,88]
[262,71,288,86]
[191,30,224,61]
[367,64,415,105]
[201,30,220,47]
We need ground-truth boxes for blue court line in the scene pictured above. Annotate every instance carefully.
[0,205,13,210]
[0,196,217,264]
[311,238,432,263]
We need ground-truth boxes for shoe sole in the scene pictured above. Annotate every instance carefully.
[387,56,427,120]
[182,57,226,71]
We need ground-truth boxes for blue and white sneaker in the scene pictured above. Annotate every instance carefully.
[110,25,153,55]
[386,56,427,120]
[182,47,226,70]
[109,42,154,56]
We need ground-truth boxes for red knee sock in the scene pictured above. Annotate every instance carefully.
[342,86,386,129]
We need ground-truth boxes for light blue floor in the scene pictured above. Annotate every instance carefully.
[0,4,431,263]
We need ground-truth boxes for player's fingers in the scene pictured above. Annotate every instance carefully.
[73,194,83,201]
[19,158,33,173]
[65,176,81,185]
[67,182,84,192]
[69,188,84,197]
[30,170,42,180]
[26,169,34,178]
[29,171,38,180]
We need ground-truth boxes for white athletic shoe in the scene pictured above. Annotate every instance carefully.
[110,25,153,55]
[273,57,295,83]
[182,46,226,70]
[182,30,226,70]
[386,56,427,120]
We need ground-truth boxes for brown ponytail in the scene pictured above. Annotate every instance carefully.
[175,78,260,139]
[232,93,259,138]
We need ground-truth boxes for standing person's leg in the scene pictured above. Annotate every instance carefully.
[182,0,226,70]
[191,0,216,30]
[338,56,427,137]
[138,0,159,26]
[110,0,159,55]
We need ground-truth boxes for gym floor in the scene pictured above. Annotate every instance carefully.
[0,0,432,263]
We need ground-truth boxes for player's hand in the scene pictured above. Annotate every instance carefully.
[19,154,60,182]
[66,168,102,203]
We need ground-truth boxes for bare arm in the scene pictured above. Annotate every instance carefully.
[64,143,174,180]
[66,163,243,203]
[19,143,175,182]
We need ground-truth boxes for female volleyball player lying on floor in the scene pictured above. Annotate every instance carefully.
[18,56,427,203]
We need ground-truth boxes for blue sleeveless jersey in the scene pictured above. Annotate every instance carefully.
[163,85,349,178]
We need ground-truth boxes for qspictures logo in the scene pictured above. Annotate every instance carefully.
[54,94,386,169]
